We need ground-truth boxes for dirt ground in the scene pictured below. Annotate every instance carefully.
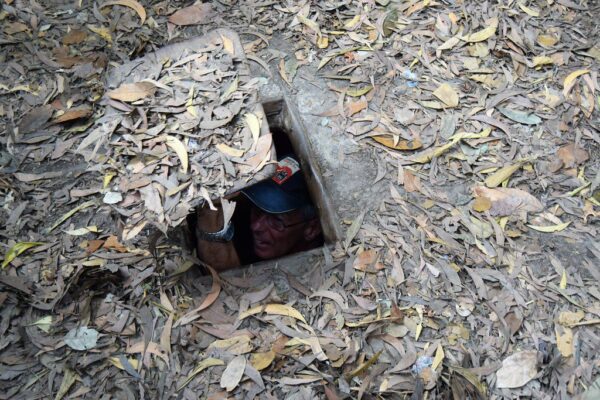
[1,1,599,399]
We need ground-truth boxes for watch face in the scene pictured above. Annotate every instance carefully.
[272,157,300,185]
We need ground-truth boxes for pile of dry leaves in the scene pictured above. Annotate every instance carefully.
[1,1,599,399]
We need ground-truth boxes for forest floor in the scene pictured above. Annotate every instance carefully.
[1,1,599,399]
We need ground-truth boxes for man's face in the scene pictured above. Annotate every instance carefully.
[249,206,314,260]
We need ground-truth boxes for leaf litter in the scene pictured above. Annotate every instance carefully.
[0,0,599,399]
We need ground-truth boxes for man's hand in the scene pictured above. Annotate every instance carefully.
[196,204,241,271]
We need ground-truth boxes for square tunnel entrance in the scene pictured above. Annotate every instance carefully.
[188,97,341,271]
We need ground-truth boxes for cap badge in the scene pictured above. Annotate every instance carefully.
[272,157,300,185]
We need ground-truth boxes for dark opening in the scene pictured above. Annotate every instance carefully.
[187,98,340,272]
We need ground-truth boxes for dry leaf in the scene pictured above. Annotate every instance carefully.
[87,25,112,42]
[431,344,445,370]
[496,350,538,388]
[537,34,559,47]
[484,163,522,187]
[216,143,245,158]
[220,355,246,392]
[169,4,213,26]
[101,0,146,24]
[238,304,307,324]
[472,196,492,212]
[371,136,422,151]
[557,143,589,168]
[2,242,43,269]
[345,99,368,116]
[221,34,234,55]
[175,266,221,326]
[518,3,540,17]
[178,358,224,392]
[555,325,574,357]
[165,136,189,173]
[62,29,88,45]
[250,350,276,371]
[244,112,261,151]
[558,310,585,327]
[563,69,590,97]
[107,82,156,102]
[353,249,384,272]
[473,186,543,216]
[433,83,459,107]
[404,170,421,193]
[461,18,498,42]
[528,221,571,233]
[52,107,92,124]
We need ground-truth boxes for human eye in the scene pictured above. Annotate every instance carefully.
[273,217,285,230]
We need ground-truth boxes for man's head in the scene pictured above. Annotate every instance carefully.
[242,156,322,260]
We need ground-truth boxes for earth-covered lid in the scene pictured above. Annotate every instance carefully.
[81,29,276,235]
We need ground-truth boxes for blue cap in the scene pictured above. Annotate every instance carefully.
[242,156,311,214]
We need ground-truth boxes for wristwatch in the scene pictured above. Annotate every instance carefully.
[196,221,235,242]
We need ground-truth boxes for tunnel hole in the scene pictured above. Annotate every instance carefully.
[183,97,340,272]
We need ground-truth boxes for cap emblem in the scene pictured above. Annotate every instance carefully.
[272,157,300,185]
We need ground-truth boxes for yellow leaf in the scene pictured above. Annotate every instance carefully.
[221,76,238,101]
[166,181,191,197]
[297,14,321,36]
[532,56,553,67]
[100,0,146,24]
[238,304,307,324]
[103,172,115,189]
[244,113,261,151]
[460,18,498,42]
[31,316,53,333]
[528,221,571,233]
[410,140,457,164]
[432,343,445,370]
[221,34,234,55]
[537,34,559,47]
[555,325,573,357]
[345,350,382,378]
[558,310,585,327]
[372,136,422,151]
[250,350,276,371]
[518,3,540,17]
[87,24,112,43]
[208,335,253,355]
[484,163,522,187]
[433,83,459,107]
[2,242,44,268]
[109,356,140,370]
[559,269,567,289]
[64,226,100,236]
[216,143,245,158]
[563,69,590,97]
[344,15,361,30]
[49,200,95,232]
[472,196,492,212]
[415,323,423,340]
[346,85,373,97]
[317,35,329,49]
[186,84,196,117]
[165,136,189,174]
[55,369,78,400]
[420,100,445,109]
[107,82,156,102]
[177,358,224,391]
